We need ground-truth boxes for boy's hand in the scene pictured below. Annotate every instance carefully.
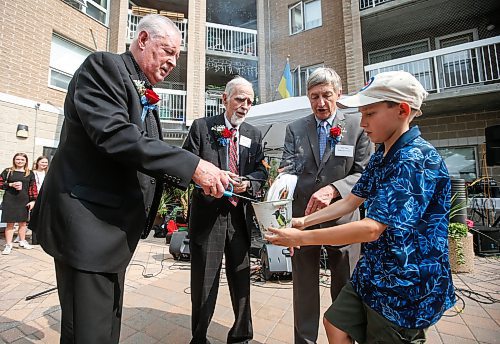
[291,217,306,230]
[265,227,302,249]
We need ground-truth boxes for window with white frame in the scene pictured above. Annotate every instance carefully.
[49,34,92,91]
[289,0,322,35]
[63,0,109,25]
[437,146,478,182]
[292,64,323,96]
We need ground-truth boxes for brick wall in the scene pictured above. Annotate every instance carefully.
[0,0,108,108]
[415,109,500,182]
[263,0,362,101]
[0,97,63,169]
[185,0,207,122]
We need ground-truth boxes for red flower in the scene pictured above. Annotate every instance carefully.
[330,126,342,137]
[145,89,160,104]
[221,128,232,138]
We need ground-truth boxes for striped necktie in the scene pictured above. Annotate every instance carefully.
[228,128,239,206]
[318,120,328,161]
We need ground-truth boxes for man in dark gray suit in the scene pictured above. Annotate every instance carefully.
[183,77,267,344]
[281,67,372,344]
[29,15,228,344]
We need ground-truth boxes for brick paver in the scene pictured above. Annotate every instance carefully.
[0,234,499,343]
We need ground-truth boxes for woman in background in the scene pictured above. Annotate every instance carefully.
[33,156,49,192]
[0,153,38,254]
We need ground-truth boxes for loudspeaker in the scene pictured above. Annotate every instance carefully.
[260,244,292,281]
[485,125,500,166]
[169,231,190,260]
[473,226,500,256]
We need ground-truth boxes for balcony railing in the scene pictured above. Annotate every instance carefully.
[155,89,187,122]
[127,12,188,48]
[205,91,224,118]
[206,23,258,58]
[364,36,500,93]
[359,0,394,10]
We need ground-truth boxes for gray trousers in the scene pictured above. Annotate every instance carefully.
[292,244,360,344]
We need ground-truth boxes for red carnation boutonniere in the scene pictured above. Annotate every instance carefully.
[211,125,232,146]
[133,80,161,121]
[145,88,160,104]
[329,122,345,148]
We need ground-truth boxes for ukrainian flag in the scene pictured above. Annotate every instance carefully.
[278,59,293,99]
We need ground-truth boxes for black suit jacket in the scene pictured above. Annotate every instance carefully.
[29,52,200,273]
[183,114,267,244]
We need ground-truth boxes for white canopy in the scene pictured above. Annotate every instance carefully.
[246,96,357,151]
[246,96,311,151]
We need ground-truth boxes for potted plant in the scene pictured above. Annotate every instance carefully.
[448,193,475,273]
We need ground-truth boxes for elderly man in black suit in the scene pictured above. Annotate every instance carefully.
[183,76,267,344]
[281,67,372,344]
[29,15,229,344]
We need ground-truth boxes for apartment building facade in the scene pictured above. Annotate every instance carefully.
[0,0,258,168]
[261,0,500,182]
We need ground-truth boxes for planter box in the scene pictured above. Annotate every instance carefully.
[449,232,474,273]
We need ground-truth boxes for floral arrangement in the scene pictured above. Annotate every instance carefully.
[211,125,232,146]
[329,121,345,148]
[133,80,160,121]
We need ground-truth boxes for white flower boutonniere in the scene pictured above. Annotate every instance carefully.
[133,79,160,121]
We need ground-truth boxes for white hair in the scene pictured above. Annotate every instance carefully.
[135,14,181,40]
[224,76,253,97]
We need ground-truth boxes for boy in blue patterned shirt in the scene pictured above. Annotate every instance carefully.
[267,71,455,343]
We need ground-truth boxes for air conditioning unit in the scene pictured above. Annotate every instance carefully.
[64,0,87,9]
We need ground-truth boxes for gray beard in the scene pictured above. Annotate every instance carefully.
[229,113,245,126]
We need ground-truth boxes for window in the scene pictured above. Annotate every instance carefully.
[63,0,109,25]
[49,34,92,91]
[436,30,478,89]
[289,0,322,35]
[292,64,323,96]
[368,40,430,64]
[437,146,478,182]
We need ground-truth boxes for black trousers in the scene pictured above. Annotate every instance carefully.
[54,259,125,344]
[189,203,253,344]
[292,244,360,344]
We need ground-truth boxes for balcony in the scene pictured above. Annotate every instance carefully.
[126,14,258,60]
[155,89,187,123]
[359,0,393,10]
[206,23,258,60]
[127,12,188,48]
[364,36,500,94]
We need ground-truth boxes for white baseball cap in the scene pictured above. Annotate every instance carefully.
[337,71,428,116]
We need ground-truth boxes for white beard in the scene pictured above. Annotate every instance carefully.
[229,113,245,126]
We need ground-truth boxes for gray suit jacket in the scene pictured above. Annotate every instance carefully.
[281,111,372,227]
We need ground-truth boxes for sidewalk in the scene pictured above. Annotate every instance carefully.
[0,235,498,344]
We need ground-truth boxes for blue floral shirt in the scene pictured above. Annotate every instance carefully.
[351,126,455,329]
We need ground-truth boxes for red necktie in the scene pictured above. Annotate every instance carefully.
[228,128,239,206]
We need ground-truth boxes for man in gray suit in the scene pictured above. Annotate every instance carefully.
[281,67,372,344]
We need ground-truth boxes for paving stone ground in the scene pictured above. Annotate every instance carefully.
[1,234,498,343]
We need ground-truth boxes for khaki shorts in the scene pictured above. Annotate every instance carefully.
[324,282,427,344]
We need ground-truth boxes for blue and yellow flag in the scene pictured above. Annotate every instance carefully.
[278,59,293,99]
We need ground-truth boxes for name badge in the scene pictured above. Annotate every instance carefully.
[335,145,354,157]
[240,135,251,148]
